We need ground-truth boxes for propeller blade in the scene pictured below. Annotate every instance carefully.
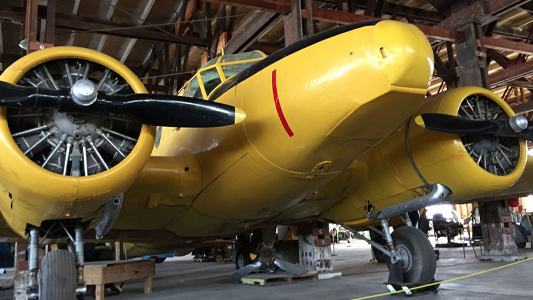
[230,261,261,282]
[416,113,530,138]
[273,259,308,277]
[0,81,246,128]
[415,113,500,135]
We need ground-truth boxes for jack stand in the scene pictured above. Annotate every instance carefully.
[386,279,440,296]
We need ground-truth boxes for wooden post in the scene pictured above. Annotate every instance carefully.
[24,0,39,54]
[45,0,56,45]
[284,0,303,46]
[115,242,122,261]
[95,283,105,300]
[144,276,152,293]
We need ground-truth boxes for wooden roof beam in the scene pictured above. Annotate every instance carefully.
[66,0,81,46]
[53,13,210,46]
[437,0,532,30]
[0,7,210,47]
[95,0,118,52]
[119,0,157,63]
[489,59,533,88]
[224,11,280,54]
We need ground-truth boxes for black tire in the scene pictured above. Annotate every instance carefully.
[235,247,252,270]
[40,249,77,300]
[389,226,436,285]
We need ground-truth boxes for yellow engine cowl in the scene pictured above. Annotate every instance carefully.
[323,87,527,224]
[0,47,155,236]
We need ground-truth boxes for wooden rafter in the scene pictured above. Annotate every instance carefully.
[120,0,157,63]
[95,0,119,52]
[66,0,81,46]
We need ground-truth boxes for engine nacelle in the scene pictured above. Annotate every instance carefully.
[323,87,527,224]
[0,47,155,236]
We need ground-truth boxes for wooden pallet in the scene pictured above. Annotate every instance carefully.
[241,270,318,286]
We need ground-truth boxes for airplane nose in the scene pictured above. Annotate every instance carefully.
[372,21,434,89]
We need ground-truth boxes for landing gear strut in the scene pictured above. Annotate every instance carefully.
[27,228,40,299]
[26,220,87,300]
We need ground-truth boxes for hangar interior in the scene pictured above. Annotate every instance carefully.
[1,0,533,299]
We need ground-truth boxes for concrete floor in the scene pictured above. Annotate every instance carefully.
[1,241,532,300]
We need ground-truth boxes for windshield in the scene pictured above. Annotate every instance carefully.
[180,51,266,99]
[220,51,265,79]
[189,76,202,98]
[200,68,222,97]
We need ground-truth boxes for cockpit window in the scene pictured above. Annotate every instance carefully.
[190,76,202,99]
[221,62,256,79]
[220,51,264,63]
[183,51,266,100]
[200,68,222,97]
[203,57,218,68]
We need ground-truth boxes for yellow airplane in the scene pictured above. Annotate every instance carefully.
[0,19,531,299]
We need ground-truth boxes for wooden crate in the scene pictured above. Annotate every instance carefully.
[84,259,155,300]
[241,270,318,286]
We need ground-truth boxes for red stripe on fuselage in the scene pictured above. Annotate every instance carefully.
[271,69,294,137]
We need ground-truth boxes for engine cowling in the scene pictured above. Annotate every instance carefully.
[323,87,527,223]
[0,47,155,236]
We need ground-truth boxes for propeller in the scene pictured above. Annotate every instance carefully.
[272,259,309,276]
[230,246,308,282]
[0,80,246,128]
[415,113,532,139]
[229,261,261,282]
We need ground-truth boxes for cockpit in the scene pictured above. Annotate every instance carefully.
[178,50,266,99]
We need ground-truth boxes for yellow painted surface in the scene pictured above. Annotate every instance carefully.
[4,21,526,244]
[322,87,527,225]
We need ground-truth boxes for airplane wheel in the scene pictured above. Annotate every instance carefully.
[40,249,77,300]
[235,247,252,270]
[389,226,436,285]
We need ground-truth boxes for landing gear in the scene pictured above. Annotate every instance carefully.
[388,226,436,285]
[26,220,87,300]
[340,183,450,289]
